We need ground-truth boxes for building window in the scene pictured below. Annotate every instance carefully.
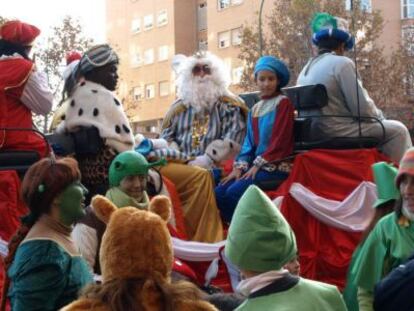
[133,86,143,101]
[345,0,371,12]
[144,14,154,30]
[218,0,243,10]
[402,0,414,19]
[159,81,170,97]
[402,25,414,55]
[131,18,141,33]
[157,10,168,26]
[158,45,169,61]
[198,2,207,31]
[144,48,154,64]
[231,27,242,45]
[218,31,230,48]
[218,0,230,10]
[131,52,142,67]
[146,84,155,99]
[232,67,244,84]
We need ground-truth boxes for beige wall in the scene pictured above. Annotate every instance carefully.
[174,0,198,56]
[106,0,197,133]
[373,0,402,54]
[207,0,274,92]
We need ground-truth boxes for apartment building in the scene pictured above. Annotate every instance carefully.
[106,0,413,132]
[373,0,414,55]
[106,0,199,134]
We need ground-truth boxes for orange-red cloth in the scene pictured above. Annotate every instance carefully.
[0,20,40,46]
[0,171,28,309]
[267,148,390,290]
[163,176,187,240]
[0,57,49,157]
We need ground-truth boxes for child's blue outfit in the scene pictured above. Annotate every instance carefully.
[215,93,294,222]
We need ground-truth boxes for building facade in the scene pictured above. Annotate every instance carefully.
[106,0,413,133]
[106,0,199,134]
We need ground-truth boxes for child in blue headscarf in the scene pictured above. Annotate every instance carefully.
[215,56,294,223]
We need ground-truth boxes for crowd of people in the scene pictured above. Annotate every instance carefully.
[0,11,413,311]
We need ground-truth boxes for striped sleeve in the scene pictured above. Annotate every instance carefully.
[220,103,246,146]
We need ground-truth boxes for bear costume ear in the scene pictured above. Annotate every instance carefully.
[149,195,171,222]
[91,195,118,224]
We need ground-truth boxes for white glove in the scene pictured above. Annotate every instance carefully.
[134,133,146,146]
[188,154,214,169]
[151,138,168,150]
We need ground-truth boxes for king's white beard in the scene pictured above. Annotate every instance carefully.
[180,76,226,113]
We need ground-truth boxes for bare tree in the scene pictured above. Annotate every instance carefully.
[34,16,94,132]
[239,0,414,127]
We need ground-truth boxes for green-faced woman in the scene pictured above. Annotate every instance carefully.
[1,157,93,311]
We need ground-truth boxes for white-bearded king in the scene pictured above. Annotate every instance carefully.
[156,52,247,243]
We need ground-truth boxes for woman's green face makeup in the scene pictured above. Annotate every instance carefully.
[57,181,88,226]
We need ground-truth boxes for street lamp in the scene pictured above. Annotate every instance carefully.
[259,0,265,56]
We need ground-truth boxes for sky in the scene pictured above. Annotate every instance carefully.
[0,0,106,44]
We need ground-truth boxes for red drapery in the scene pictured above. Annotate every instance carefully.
[0,171,28,309]
[267,148,390,290]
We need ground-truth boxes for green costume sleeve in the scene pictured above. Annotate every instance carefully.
[351,222,387,291]
[11,262,66,311]
[357,287,374,311]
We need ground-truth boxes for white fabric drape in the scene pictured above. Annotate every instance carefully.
[289,181,377,232]
[0,238,8,258]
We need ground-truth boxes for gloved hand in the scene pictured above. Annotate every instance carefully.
[151,138,168,149]
[188,154,214,169]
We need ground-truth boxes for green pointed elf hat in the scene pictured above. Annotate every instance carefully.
[372,162,399,208]
[225,185,297,272]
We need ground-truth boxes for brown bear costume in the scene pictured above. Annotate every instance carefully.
[62,195,217,311]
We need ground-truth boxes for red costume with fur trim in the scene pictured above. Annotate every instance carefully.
[0,57,48,157]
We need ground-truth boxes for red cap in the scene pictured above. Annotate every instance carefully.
[0,20,40,46]
[396,147,414,187]
[172,258,198,283]
[66,51,82,65]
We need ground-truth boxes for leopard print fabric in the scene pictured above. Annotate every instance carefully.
[76,145,117,196]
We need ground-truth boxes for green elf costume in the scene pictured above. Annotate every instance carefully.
[225,185,346,311]
[351,148,414,311]
[343,162,400,311]
[72,151,165,274]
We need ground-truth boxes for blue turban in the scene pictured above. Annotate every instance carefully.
[311,13,354,51]
[254,56,290,88]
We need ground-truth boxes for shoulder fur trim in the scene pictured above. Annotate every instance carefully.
[161,99,188,130]
[219,94,249,120]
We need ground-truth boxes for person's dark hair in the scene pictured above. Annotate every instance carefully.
[316,37,344,53]
[0,157,81,311]
[0,39,30,60]
[81,277,207,311]
[206,293,245,311]
[359,200,395,243]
